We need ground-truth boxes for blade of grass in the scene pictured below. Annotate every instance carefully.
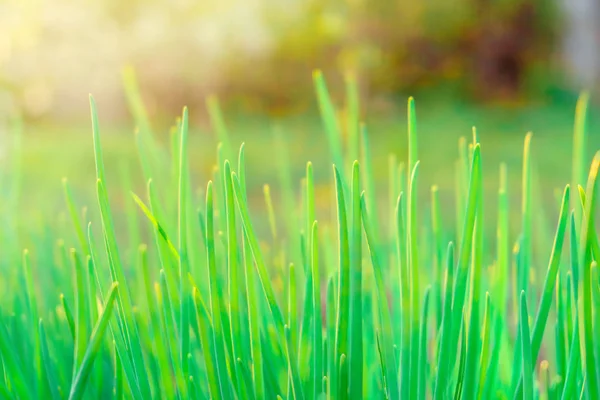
[519,291,533,400]
[514,185,570,397]
[476,293,492,398]
[177,107,191,381]
[349,161,363,398]
[311,221,323,398]
[204,181,232,399]
[495,163,509,316]
[435,145,481,399]
[39,320,61,400]
[435,242,454,398]
[408,161,421,400]
[139,245,176,400]
[572,92,590,225]
[578,152,600,400]
[418,287,431,400]
[313,70,343,171]
[332,165,350,399]
[71,249,91,378]
[463,134,483,399]
[224,160,244,392]
[192,287,222,400]
[520,133,533,295]
[69,282,119,400]
[90,96,151,398]
[396,193,410,398]
[361,193,399,400]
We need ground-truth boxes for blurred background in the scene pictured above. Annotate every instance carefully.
[0,0,598,245]
[0,0,598,121]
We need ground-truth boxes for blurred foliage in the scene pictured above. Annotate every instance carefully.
[0,0,569,120]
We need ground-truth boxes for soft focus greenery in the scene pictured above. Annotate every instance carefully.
[0,0,562,119]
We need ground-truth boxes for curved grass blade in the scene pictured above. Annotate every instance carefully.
[63,179,90,256]
[131,191,179,259]
[345,73,359,166]
[361,193,399,399]
[361,125,379,241]
[206,96,233,160]
[60,293,76,340]
[435,144,481,398]
[91,96,151,398]
[69,282,119,400]
[514,185,570,397]
[313,70,343,170]
[232,172,286,341]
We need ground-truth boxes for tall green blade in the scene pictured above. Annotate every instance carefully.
[361,193,399,399]
[177,107,191,379]
[463,135,483,399]
[435,144,481,398]
[349,161,363,398]
[520,133,533,294]
[514,185,570,397]
[572,92,589,224]
[313,70,344,171]
[332,165,350,399]
[90,96,151,398]
[519,291,533,400]
[205,182,232,399]
[224,160,243,391]
[72,249,90,377]
[39,320,61,400]
[69,282,119,400]
[579,152,600,399]
[418,288,431,400]
[408,161,421,400]
[311,221,323,398]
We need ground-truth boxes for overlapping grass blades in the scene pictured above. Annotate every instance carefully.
[0,72,596,399]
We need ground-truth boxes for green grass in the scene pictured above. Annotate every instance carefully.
[0,70,598,399]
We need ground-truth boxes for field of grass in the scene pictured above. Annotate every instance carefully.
[0,71,598,399]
